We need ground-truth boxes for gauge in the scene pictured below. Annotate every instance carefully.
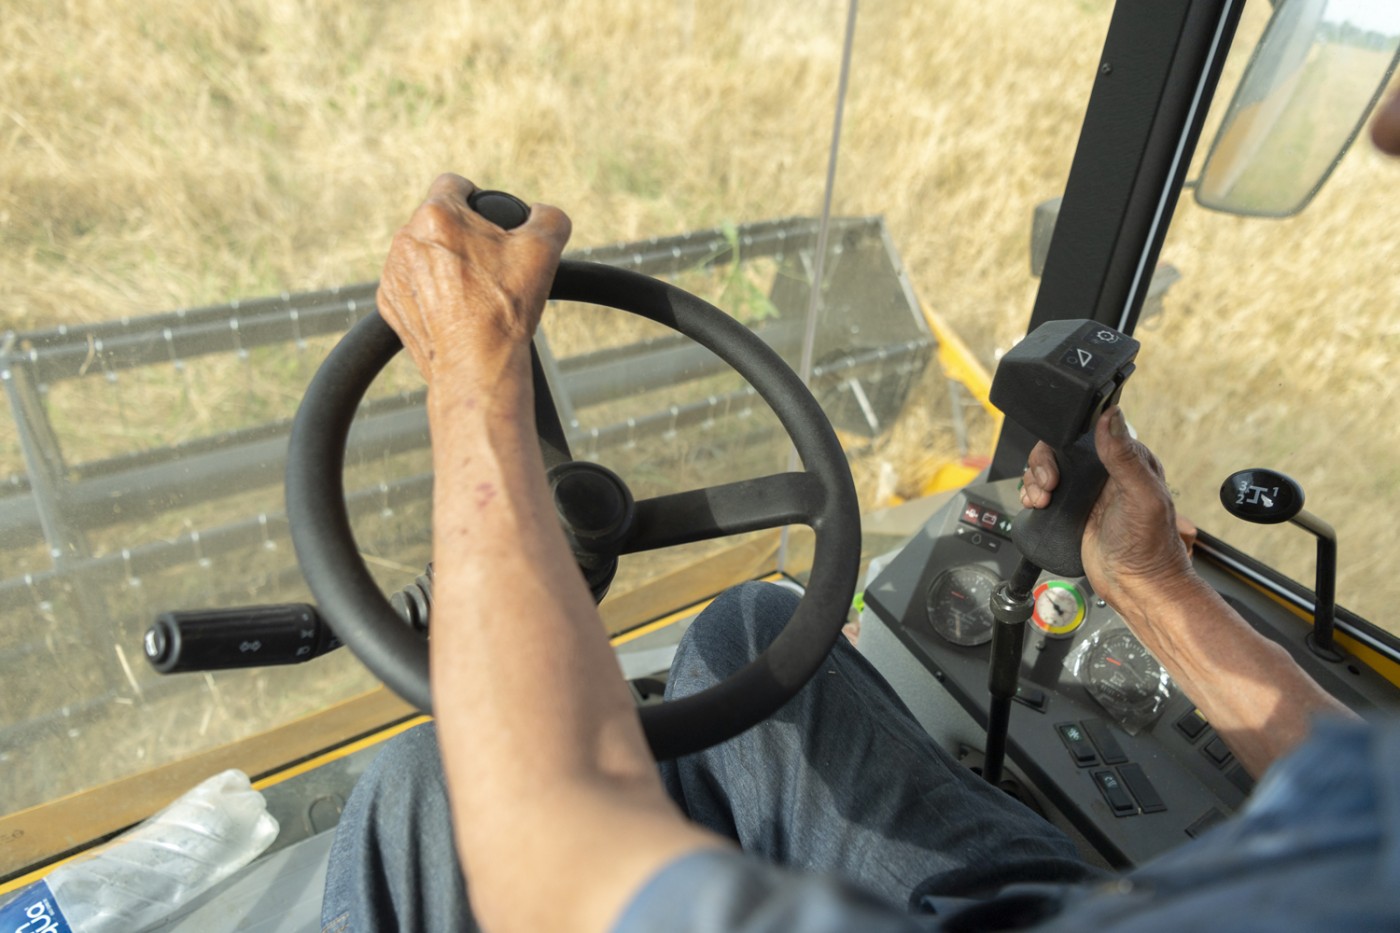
[925,565,999,646]
[1083,628,1167,726]
[1031,580,1086,638]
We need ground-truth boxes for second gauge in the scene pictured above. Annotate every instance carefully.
[925,564,999,646]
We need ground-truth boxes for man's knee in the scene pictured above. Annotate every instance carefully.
[345,722,451,834]
[669,582,800,696]
[325,722,471,929]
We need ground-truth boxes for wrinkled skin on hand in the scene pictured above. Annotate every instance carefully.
[375,174,572,386]
[1019,407,1196,613]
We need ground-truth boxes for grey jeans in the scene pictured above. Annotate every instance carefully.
[320,582,1100,931]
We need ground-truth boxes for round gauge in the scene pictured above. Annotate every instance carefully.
[925,565,998,647]
[1031,580,1086,638]
[1084,629,1166,722]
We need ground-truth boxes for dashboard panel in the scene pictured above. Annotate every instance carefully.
[864,477,1400,867]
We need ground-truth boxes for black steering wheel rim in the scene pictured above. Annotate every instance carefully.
[286,259,861,759]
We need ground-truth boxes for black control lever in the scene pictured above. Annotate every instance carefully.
[979,320,1140,787]
[991,320,1140,577]
[1220,468,1341,661]
[983,558,1041,787]
[144,603,341,673]
[149,565,435,673]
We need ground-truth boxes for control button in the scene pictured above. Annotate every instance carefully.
[1081,718,1128,765]
[1056,723,1098,767]
[1203,736,1232,767]
[1013,685,1048,713]
[1062,346,1101,373]
[1186,807,1227,838]
[954,525,1002,553]
[1175,708,1209,741]
[1225,764,1255,796]
[961,502,984,526]
[979,507,1001,530]
[1091,769,1137,816]
[1117,763,1166,814]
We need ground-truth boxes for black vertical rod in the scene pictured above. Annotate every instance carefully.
[983,558,1041,786]
[991,0,1245,481]
[1293,510,1340,660]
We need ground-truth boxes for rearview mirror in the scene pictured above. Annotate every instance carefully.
[1196,0,1400,217]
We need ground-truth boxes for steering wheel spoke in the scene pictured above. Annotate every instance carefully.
[531,343,573,470]
[623,472,824,553]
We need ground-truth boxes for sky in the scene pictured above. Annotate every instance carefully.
[1324,0,1400,35]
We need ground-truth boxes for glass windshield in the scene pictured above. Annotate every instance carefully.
[12,0,1395,878]
[1,0,857,861]
[1139,4,1400,638]
[2,1,1115,859]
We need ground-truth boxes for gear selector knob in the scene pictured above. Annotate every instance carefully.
[1221,468,1340,661]
[1220,468,1305,523]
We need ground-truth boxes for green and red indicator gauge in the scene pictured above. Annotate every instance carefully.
[1031,580,1087,638]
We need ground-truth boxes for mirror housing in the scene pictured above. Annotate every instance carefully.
[1196,0,1400,217]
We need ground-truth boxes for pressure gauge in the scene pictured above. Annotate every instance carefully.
[1031,580,1086,638]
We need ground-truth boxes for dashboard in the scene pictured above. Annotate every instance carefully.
[864,477,1400,867]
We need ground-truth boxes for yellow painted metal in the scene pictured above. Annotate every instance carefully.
[920,300,1000,421]
[1213,558,1400,689]
[917,300,1002,497]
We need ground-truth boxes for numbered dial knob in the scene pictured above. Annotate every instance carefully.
[1220,469,1305,524]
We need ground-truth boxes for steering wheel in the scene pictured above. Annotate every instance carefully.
[285,202,860,760]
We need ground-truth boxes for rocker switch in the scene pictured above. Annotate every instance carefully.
[1057,723,1098,767]
[1081,718,1128,765]
[1092,770,1137,817]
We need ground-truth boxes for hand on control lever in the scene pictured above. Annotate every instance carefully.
[1020,405,1357,777]
[1019,406,1196,614]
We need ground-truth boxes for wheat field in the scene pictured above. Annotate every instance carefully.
[1,0,1398,811]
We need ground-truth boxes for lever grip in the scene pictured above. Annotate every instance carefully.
[1011,431,1106,577]
[145,603,340,673]
[467,189,530,230]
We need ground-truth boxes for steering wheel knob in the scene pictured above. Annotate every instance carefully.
[467,190,531,230]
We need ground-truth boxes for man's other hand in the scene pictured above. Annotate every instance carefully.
[1019,407,1195,613]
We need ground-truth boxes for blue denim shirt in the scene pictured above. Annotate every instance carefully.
[616,718,1399,932]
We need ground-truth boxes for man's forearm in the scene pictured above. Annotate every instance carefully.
[1121,575,1355,778]
[427,350,644,776]
[424,350,722,932]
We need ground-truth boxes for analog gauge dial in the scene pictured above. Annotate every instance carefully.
[1031,580,1087,638]
[925,565,999,647]
[1084,629,1167,723]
